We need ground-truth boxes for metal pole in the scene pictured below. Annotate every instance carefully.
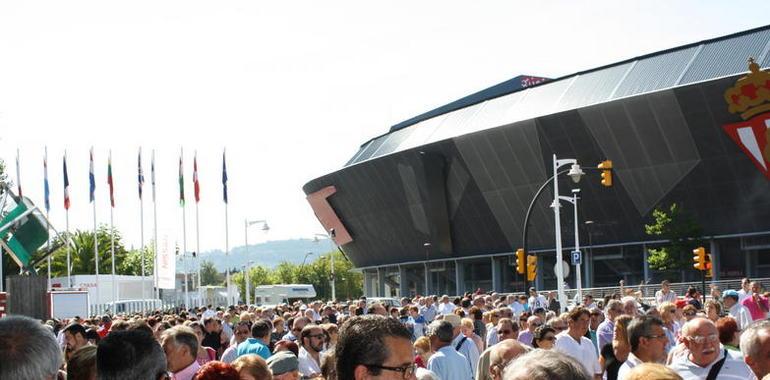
[66,210,71,287]
[552,154,567,312]
[245,220,250,306]
[573,191,582,301]
[152,150,159,301]
[111,198,116,306]
[225,202,230,306]
[329,229,337,301]
[195,200,201,307]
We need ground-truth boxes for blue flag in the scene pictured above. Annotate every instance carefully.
[89,148,95,203]
[222,150,228,204]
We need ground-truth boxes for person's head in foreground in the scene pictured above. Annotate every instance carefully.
[503,349,591,380]
[266,350,300,380]
[741,319,770,379]
[624,363,682,380]
[232,354,272,380]
[97,328,168,380]
[336,315,416,380]
[0,315,63,380]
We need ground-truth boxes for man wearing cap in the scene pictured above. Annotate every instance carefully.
[656,280,677,305]
[267,351,300,380]
[445,313,480,377]
[723,290,752,331]
[427,320,473,380]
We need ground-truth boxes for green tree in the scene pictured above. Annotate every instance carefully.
[119,244,155,276]
[200,260,223,286]
[645,203,703,272]
[38,225,130,277]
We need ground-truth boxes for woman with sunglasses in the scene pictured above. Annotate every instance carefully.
[532,325,557,349]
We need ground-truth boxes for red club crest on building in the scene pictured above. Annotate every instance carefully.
[723,58,770,180]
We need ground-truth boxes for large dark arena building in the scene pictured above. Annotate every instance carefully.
[304,25,770,297]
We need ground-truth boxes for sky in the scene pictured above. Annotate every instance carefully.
[1,1,769,256]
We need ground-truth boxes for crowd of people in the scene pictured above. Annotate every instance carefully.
[0,277,769,380]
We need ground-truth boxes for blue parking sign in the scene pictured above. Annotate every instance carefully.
[571,250,582,265]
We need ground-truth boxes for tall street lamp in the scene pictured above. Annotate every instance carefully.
[551,155,584,311]
[300,252,314,279]
[558,188,583,302]
[313,228,337,301]
[521,156,583,301]
[244,219,269,304]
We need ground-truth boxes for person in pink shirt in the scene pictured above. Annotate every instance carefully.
[741,281,770,321]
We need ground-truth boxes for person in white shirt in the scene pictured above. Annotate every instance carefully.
[617,316,669,380]
[297,325,325,378]
[655,280,678,305]
[722,290,752,332]
[737,278,752,304]
[509,296,526,317]
[669,318,755,380]
[554,307,602,378]
[437,295,456,315]
[528,288,548,312]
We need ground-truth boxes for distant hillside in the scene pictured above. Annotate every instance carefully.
[176,238,335,272]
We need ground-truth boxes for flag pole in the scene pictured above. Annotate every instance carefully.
[64,150,72,288]
[109,150,116,307]
[138,148,146,311]
[44,146,51,289]
[180,148,189,309]
[223,149,231,306]
[194,151,202,307]
[152,150,159,301]
[90,147,100,314]
[16,147,22,197]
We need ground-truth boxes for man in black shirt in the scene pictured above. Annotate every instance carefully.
[202,317,223,357]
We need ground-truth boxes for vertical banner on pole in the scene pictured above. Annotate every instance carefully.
[156,233,175,289]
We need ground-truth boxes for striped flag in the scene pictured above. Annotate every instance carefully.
[178,151,185,206]
[138,149,144,200]
[108,151,115,208]
[89,148,96,203]
[222,150,228,204]
[63,153,70,210]
[15,148,22,197]
[151,150,156,203]
[193,153,200,203]
[44,147,50,212]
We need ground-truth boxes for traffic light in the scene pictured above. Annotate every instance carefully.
[706,254,713,277]
[527,255,537,281]
[516,248,526,274]
[598,160,613,187]
[692,247,706,270]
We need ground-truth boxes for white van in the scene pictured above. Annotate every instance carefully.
[253,284,316,305]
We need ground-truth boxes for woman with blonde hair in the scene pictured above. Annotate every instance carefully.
[599,314,632,380]
[461,317,484,353]
[657,301,679,352]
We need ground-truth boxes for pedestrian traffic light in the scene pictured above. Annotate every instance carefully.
[706,254,713,277]
[527,255,537,281]
[692,247,706,270]
[516,248,526,274]
[598,160,613,187]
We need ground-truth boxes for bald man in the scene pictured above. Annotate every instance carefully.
[669,318,754,379]
[475,338,529,380]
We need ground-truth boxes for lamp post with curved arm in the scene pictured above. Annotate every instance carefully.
[244,219,269,305]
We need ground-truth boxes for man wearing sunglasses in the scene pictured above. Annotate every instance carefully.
[298,325,325,378]
[669,318,754,379]
[336,315,417,380]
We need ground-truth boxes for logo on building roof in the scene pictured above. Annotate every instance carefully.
[723,58,770,179]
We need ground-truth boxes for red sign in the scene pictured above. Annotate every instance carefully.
[723,113,770,180]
